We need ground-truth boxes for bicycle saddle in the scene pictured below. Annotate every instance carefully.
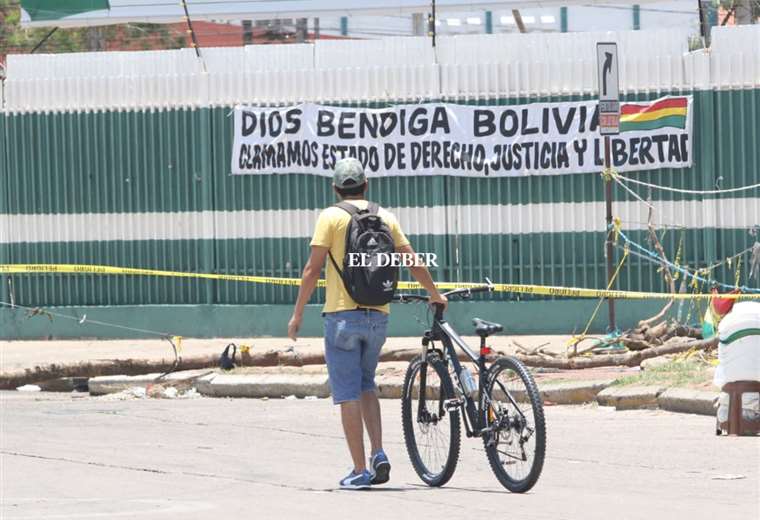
[472,318,503,337]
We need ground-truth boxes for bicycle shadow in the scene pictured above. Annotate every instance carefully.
[324,483,527,495]
[405,483,530,495]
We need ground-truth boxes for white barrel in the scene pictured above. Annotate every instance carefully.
[714,302,760,388]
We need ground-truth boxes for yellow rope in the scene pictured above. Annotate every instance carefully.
[734,255,742,289]
[601,167,616,183]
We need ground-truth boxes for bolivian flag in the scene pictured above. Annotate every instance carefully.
[620,97,688,132]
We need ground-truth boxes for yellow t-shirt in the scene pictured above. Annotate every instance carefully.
[310,200,410,314]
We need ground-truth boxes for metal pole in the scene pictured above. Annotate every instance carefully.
[31,27,58,54]
[295,18,308,43]
[181,0,206,72]
[242,20,253,45]
[431,0,437,47]
[604,135,616,331]
[512,9,527,33]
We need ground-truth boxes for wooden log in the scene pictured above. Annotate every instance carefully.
[620,334,653,351]
[644,321,669,341]
[510,337,718,369]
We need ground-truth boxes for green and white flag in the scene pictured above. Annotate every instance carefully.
[21,1,110,24]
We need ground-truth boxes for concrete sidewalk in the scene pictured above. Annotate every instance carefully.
[0,335,570,373]
[0,335,634,391]
[3,335,726,417]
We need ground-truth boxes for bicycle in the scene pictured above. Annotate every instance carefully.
[395,280,546,493]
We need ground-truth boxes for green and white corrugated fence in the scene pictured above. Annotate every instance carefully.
[1,28,758,337]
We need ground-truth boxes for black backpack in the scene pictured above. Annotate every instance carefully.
[219,343,237,371]
[328,201,398,306]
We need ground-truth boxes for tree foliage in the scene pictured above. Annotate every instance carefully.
[1,1,184,56]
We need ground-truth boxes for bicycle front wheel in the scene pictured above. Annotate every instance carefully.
[401,353,461,487]
[481,356,546,493]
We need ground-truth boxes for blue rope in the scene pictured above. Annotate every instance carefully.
[615,229,760,294]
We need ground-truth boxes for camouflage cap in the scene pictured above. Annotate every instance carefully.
[333,158,366,189]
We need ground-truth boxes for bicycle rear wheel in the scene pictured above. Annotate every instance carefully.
[481,356,546,493]
[401,353,461,487]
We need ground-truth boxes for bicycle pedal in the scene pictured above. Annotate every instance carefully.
[443,398,463,411]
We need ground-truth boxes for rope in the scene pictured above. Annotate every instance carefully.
[704,243,756,273]
[615,173,760,195]
[0,300,174,337]
[612,174,655,209]
[615,229,760,294]
[734,255,742,290]
[0,300,185,378]
[566,247,629,352]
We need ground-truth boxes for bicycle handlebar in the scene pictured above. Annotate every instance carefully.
[393,278,494,320]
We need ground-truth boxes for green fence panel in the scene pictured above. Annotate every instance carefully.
[1,89,758,311]
[4,108,215,306]
[0,113,9,306]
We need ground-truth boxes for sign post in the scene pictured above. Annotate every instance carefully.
[597,42,620,332]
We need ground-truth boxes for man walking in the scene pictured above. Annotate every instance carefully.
[288,157,447,490]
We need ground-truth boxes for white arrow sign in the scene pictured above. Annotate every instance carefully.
[597,42,620,135]
[596,42,620,102]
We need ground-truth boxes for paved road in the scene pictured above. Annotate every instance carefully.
[2,392,758,520]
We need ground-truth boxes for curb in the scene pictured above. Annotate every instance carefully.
[88,369,213,396]
[195,373,331,398]
[88,372,618,403]
[375,377,616,403]
[37,376,89,392]
[376,376,405,399]
[540,379,615,404]
[35,367,719,418]
[596,385,665,410]
[657,388,719,416]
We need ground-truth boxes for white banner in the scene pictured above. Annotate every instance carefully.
[231,97,693,178]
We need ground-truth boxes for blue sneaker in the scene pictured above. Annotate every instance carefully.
[339,469,372,490]
[369,450,391,484]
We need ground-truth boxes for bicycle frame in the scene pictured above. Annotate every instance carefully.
[413,309,483,437]
[418,308,526,439]
[399,285,545,493]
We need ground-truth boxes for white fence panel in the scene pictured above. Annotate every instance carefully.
[3,26,759,113]
[711,26,760,88]
[315,37,434,68]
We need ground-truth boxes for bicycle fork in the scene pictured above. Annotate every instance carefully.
[418,330,445,423]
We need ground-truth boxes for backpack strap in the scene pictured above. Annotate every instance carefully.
[334,201,362,215]
[328,250,343,276]
[327,200,379,276]
[334,200,380,215]
[328,202,360,276]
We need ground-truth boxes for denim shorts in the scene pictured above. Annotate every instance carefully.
[323,309,389,404]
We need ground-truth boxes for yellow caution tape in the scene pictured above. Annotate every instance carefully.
[1,263,758,300]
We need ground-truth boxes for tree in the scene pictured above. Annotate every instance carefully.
[0,1,185,59]
[715,0,760,24]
